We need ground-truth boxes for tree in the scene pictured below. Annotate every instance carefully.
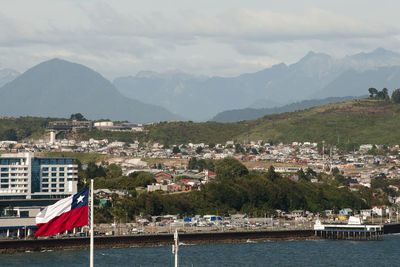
[392,88,400,103]
[368,88,378,98]
[266,166,280,181]
[382,88,389,100]
[106,163,122,178]
[3,129,17,141]
[297,168,309,182]
[86,161,106,178]
[172,146,181,154]
[215,157,248,181]
[331,167,340,176]
[188,157,197,170]
[70,113,87,121]
[195,146,203,154]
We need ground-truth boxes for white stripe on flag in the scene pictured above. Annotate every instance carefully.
[36,195,73,224]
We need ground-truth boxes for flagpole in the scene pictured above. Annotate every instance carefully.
[90,179,94,267]
[174,229,179,267]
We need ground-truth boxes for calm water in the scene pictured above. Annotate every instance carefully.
[1,235,399,266]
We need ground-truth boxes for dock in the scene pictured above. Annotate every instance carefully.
[314,216,384,241]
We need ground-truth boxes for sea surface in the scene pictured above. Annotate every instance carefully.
[1,234,399,266]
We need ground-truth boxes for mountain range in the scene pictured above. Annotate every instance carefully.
[0,59,182,123]
[2,48,400,123]
[114,48,400,121]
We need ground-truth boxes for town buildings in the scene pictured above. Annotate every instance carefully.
[0,152,78,200]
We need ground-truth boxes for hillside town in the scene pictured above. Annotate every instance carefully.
[2,125,400,195]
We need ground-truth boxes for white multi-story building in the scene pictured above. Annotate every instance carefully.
[0,153,78,200]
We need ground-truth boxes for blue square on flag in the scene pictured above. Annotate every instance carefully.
[72,188,89,209]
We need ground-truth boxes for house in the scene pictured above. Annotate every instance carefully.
[324,210,334,217]
[147,183,168,192]
[94,189,128,199]
[360,209,372,219]
[372,206,388,216]
[154,172,173,184]
[339,208,353,216]
[291,210,305,218]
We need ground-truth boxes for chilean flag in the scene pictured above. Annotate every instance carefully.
[35,188,89,237]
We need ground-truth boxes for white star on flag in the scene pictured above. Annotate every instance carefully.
[77,195,85,203]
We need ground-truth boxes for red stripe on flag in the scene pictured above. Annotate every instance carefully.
[35,205,88,237]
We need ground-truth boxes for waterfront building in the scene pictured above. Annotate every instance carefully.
[0,152,78,200]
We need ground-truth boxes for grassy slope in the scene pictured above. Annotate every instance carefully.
[2,99,400,146]
[239,99,400,145]
[38,152,108,164]
[0,117,56,140]
[146,121,248,144]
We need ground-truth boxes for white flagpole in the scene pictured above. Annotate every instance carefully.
[90,179,94,267]
[174,229,179,267]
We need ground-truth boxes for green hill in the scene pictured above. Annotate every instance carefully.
[239,98,400,145]
[2,99,400,146]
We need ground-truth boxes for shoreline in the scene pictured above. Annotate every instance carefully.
[2,222,400,254]
[0,230,315,254]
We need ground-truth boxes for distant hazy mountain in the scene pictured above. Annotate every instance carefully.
[114,48,400,121]
[0,68,20,87]
[0,59,182,123]
[315,66,400,98]
[211,96,363,122]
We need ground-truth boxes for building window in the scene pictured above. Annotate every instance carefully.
[42,173,49,177]
[51,184,57,187]
[67,173,73,176]
[51,167,57,171]
[59,184,64,187]
[59,173,64,177]
[42,178,48,182]
[1,179,8,183]
[11,173,16,176]
[42,189,48,192]
[20,211,29,218]
[67,167,73,170]
[59,178,64,182]
[59,167,65,171]
[1,173,9,177]
[11,168,16,171]
[1,168,8,172]
[51,189,56,192]
[59,189,64,192]
[1,185,8,188]
[42,167,49,171]
[51,178,57,182]
[51,173,57,177]
[42,184,48,188]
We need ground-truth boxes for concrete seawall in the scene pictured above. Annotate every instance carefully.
[0,230,314,254]
[2,223,399,254]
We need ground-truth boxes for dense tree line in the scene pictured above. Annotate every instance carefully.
[369,87,400,103]
[95,158,373,223]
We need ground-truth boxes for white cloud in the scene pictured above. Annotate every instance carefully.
[0,1,399,78]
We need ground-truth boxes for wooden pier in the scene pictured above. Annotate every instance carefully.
[314,216,384,241]
[315,229,383,241]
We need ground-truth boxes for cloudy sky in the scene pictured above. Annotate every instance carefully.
[1,0,399,79]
